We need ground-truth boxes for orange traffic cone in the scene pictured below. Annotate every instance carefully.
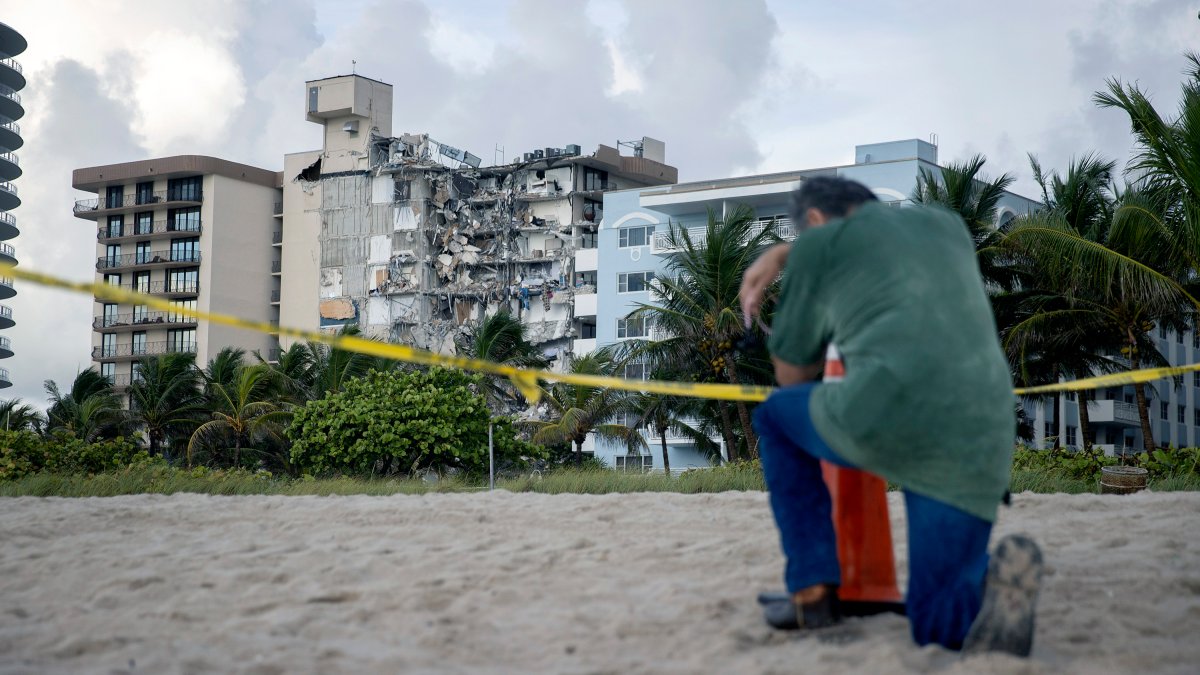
[822,345,902,603]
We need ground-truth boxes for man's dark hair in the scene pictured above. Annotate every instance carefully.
[790,176,878,226]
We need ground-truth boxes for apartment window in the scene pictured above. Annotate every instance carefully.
[617,317,649,339]
[105,185,124,209]
[614,455,653,472]
[132,305,148,324]
[135,241,151,264]
[580,230,598,249]
[582,198,603,224]
[133,271,151,293]
[104,273,121,286]
[134,211,153,235]
[618,271,655,293]
[1124,392,1134,404]
[1105,387,1118,400]
[1065,426,1077,447]
[130,361,143,384]
[1194,408,1200,427]
[1043,422,1053,439]
[167,328,197,353]
[168,299,195,323]
[1178,330,1185,344]
[579,319,597,339]
[1159,325,1168,339]
[100,362,115,382]
[167,268,198,294]
[135,181,154,205]
[101,333,116,358]
[170,207,200,232]
[1194,332,1199,349]
[105,244,121,267]
[583,167,609,191]
[1179,405,1186,424]
[167,176,201,202]
[1066,391,1076,401]
[131,331,147,356]
[624,361,650,381]
[170,237,200,262]
[1161,401,1169,420]
[575,271,597,287]
[105,215,123,238]
[1194,372,1200,387]
[101,303,118,328]
[618,225,654,248]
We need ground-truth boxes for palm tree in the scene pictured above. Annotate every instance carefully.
[524,351,645,466]
[455,311,548,409]
[187,364,292,467]
[254,341,317,405]
[308,325,393,398]
[626,204,779,460]
[628,386,715,475]
[127,353,205,459]
[43,370,125,441]
[0,398,42,433]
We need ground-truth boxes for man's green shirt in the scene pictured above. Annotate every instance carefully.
[768,201,1015,522]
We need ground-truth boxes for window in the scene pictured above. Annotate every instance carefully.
[618,225,654,248]
[104,273,121,286]
[618,271,655,293]
[1178,330,1185,344]
[170,207,200,232]
[583,168,609,191]
[1194,331,1199,349]
[105,185,124,209]
[167,328,197,353]
[131,331,147,356]
[136,181,154,205]
[1066,391,1076,401]
[578,319,596,339]
[168,299,195,323]
[133,271,151,293]
[1124,392,1134,404]
[1105,387,1119,400]
[1065,426,1077,447]
[575,271,596,287]
[132,305,148,324]
[130,362,143,384]
[614,455,653,472]
[1194,371,1200,387]
[580,230,598,249]
[167,176,202,202]
[101,303,118,328]
[134,212,153,235]
[1161,401,1169,420]
[1179,405,1186,424]
[1043,422,1053,439]
[170,237,200,262]
[1159,325,1168,339]
[168,268,198,294]
[582,198,602,224]
[105,215,123,238]
[617,317,649,339]
[100,362,115,381]
[135,241,151,264]
[105,244,121,267]
[624,361,650,381]
[101,333,116,358]
[1194,408,1200,427]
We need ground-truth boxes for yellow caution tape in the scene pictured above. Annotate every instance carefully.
[0,262,1189,403]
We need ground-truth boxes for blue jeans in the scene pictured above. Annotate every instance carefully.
[753,383,992,650]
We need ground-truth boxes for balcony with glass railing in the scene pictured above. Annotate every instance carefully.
[0,335,11,358]
[109,373,146,389]
[97,219,202,242]
[0,366,10,388]
[73,188,203,218]
[95,250,201,271]
[651,218,795,253]
[0,57,24,92]
[0,83,20,105]
[0,150,19,181]
[92,340,198,361]
[101,280,200,298]
[0,304,13,328]
[0,276,13,299]
[0,241,14,264]
[94,310,199,331]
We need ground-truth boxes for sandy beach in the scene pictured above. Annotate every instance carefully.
[1,490,1197,674]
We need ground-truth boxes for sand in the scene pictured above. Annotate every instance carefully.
[0,490,1197,674]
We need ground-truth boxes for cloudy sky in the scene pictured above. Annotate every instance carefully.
[0,0,1196,407]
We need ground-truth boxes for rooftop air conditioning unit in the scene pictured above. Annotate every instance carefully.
[564,144,581,156]
[533,149,544,159]
[545,147,560,158]
[523,152,536,162]
[343,120,359,133]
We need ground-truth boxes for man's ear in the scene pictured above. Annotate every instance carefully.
[806,208,828,227]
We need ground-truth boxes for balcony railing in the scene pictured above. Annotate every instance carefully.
[0,118,18,135]
[0,180,16,196]
[74,189,203,214]
[272,229,282,243]
[94,311,198,330]
[271,260,281,273]
[0,305,11,320]
[0,85,20,104]
[651,218,795,253]
[0,212,13,228]
[270,289,280,302]
[0,336,10,351]
[92,340,198,360]
[96,251,201,270]
[273,201,283,215]
[1,58,22,75]
[97,219,202,241]
[0,367,9,383]
[109,373,145,388]
[104,280,200,296]
[0,277,12,289]
[0,151,18,167]
[0,242,13,258]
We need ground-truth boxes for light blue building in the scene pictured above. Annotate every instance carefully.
[579,139,1044,470]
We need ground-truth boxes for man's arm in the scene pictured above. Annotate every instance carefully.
[772,356,823,387]
[739,243,792,328]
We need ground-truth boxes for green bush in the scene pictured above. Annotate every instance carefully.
[0,430,51,481]
[0,430,149,480]
[287,368,545,476]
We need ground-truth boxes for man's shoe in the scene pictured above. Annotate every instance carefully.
[761,587,841,630]
[759,590,905,620]
[963,534,1044,657]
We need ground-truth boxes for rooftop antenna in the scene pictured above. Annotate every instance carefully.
[352,59,357,75]
[929,132,938,147]
[617,138,644,157]
[495,144,505,166]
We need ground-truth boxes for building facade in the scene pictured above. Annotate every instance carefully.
[0,22,25,389]
[72,156,281,392]
[278,75,676,372]
[590,139,1041,470]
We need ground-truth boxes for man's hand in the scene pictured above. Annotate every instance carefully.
[739,243,791,328]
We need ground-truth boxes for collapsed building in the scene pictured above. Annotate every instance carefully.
[276,75,677,371]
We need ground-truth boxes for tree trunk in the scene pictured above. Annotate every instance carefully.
[725,361,758,458]
[234,435,242,467]
[1078,389,1092,450]
[149,431,160,459]
[717,401,737,463]
[1130,349,1156,452]
[659,428,670,477]
[574,438,583,468]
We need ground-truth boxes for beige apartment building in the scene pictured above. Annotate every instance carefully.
[72,156,281,390]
